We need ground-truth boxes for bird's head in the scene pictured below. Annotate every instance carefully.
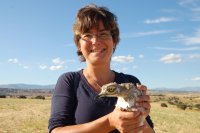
[98,82,120,97]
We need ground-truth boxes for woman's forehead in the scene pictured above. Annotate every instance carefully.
[82,21,109,33]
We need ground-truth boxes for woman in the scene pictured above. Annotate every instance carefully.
[48,4,154,133]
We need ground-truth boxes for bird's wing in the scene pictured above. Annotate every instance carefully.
[119,83,135,90]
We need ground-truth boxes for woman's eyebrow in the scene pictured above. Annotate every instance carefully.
[98,29,109,32]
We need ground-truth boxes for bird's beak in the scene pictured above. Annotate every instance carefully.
[98,92,106,97]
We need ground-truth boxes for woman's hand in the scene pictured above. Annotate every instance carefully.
[136,84,151,118]
[108,108,146,133]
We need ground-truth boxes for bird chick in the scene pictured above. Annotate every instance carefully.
[99,82,145,132]
[99,82,144,111]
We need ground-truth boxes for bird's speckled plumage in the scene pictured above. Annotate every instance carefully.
[99,82,145,132]
[99,82,144,111]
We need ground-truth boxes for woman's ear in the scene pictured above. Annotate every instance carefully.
[78,44,81,51]
[113,44,116,51]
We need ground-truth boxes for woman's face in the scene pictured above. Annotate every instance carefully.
[79,21,115,66]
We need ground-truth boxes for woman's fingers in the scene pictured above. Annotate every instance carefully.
[136,95,150,102]
[125,123,146,133]
[135,90,151,118]
[137,84,147,94]
[115,111,145,133]
[109,108,145,132]
[119,108,141,120]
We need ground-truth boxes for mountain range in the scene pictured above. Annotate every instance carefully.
[0,83,55,89]
[0,83,200,92]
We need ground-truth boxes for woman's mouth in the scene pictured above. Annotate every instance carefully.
[90,48,106,53]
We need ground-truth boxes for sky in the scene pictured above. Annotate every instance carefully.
[0,0,200,89]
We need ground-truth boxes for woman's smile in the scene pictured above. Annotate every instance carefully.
[90,48,106,53]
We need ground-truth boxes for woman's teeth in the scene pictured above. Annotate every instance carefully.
[91,48,106,52]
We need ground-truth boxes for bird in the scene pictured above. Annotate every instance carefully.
[98,82,145,132]
[98,82,144,111]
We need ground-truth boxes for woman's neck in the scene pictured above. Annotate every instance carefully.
[83,65,115,92]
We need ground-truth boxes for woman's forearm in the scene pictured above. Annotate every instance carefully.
[143,120,155,133]
[51,114,114,133]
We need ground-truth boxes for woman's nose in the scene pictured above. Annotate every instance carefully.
[91,35,101,45]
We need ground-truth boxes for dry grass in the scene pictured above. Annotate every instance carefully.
[150,102,200,133]
[150,93,200,133]
[0,98,50,133]
[0,93,200,133]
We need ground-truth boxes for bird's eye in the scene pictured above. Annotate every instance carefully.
[107,86,115,93]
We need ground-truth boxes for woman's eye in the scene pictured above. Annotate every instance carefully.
[83,34,92,38]
[100,32,109,37]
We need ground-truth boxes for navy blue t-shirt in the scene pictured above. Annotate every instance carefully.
[48,70,154,133]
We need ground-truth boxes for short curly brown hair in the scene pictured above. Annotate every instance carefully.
[73,4,120,61]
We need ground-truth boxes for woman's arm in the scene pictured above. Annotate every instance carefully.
[143,120,155,133]
[51,108,146,133]
[50,73,154,133]
[51,114,113,133]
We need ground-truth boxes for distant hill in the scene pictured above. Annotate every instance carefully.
[0,83,55,89]
[152,86,200,92]
[0,84,200,97]
[0,83,199,92]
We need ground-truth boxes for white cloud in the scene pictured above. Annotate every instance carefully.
[178,0,198,7]
[185,37,200,45]
[135,30,174,37]
[178,0,200,21]
[153,46,200,51]
[49,65,63,71]
[121,30,174,39]
[191,76,200,81]
[39,57,70,71]
[52,57,65,65]
[48,57,65,71]
[8,58,19,64]
[66,59,76,63]
[39,65,48,70]
[173,29,200,45]
[112,55,134,63]
[191,7,200,21]
[160,53,182,63]
[144,17,176,24]
[189,54,200,59]
[8,58,30,69]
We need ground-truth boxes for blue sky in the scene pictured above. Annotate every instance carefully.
[0,0,200,89]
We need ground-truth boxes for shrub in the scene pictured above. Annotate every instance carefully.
[161,103,168,107]
[18,95,27,99]
[177,103,187,110]
[168,101,176,105]
[187,105,193,110]
[195,104,200,109]
[35,95,45,100]
[0,95,6,98]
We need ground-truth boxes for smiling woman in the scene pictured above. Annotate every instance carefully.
[78,21,115,66]
[48,4,155,133]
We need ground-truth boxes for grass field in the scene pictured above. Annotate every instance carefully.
[0,94,200,133]
[0,98,50,133]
